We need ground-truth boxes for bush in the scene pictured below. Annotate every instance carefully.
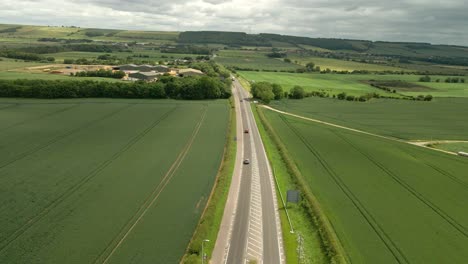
[424,95,433,101]
[337,92,347,100]
[289,86,306,99]
[419,75,431,82]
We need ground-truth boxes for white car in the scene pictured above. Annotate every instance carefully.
[243,159,250,164]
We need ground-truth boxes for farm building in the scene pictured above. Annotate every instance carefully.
[153,65,170,72]
[114,64,138,71]
[128,72,163,82]
[178,68,204,77]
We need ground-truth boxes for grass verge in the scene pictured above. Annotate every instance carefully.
[181,98,237,264]
[253,105,349,264]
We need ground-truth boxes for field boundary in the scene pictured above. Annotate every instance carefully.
[181,98,236,263]
[256,106,350,264]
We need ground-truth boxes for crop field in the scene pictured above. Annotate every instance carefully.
[239,71,468,97]
[215,50,301,71]
[0,24,180,44]
[48,50,195,62]
[239,71,396,96]
[0,98,229,263]
[290,56,406,72]
[259,107,468,263]
[270,97,468,140]
[0,58,43,71]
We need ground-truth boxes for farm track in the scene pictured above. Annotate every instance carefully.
[0,106,178,253]
[96,106,208,264]
[0,103,80,133]
[0,103,133,170]
[331,130,468,237]
[279,115,409,264]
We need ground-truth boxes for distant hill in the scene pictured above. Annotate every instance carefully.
[1,23,468,66]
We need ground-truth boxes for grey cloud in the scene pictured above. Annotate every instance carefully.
[0,0,466,45]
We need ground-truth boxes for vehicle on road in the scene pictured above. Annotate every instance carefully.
[244,129,249,134]
[458,151,468,157]
[243,159,250,164]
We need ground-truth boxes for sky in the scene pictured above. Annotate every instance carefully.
[0,0,467,46]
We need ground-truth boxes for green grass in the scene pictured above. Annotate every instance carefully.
[239,71,468,97]
[183,98,237,263]
[260,107,468,263]
[252,106,328,264]
[270,97,468,140]
[0,99,229,263]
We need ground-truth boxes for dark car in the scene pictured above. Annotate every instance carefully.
[243,159,250,164]
[244,129,249,134]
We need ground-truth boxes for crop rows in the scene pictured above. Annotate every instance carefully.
[0,99,229,263]
[261,108,468,263]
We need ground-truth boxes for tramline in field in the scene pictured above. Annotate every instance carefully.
[258,106,468,264]
[0,99,229,264]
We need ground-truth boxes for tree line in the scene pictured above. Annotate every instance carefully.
[0,76,231,100]
[250,82,307,103]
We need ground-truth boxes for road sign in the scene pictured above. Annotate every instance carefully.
[287,190,300,203]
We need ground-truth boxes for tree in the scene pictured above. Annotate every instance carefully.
[419,75,431,82]
[271,83,284,100]
[424,95,433,101]
[251,82,275,104]
[306,62,315,72]
[289,86,305,99]
[337,92,347,100]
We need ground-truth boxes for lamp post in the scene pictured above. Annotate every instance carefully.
[201,239,210,264]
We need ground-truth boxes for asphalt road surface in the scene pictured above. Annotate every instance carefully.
[213,79,284,264]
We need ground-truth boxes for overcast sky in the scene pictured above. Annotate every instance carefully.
[1,0,467,46]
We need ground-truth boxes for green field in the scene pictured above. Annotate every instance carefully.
[291,56,406,72]
[270,97,468,140]
[48,50,196,62]
[0,58,43,71]
[239,71,468,97]
[0,24,179,44]
[0,99,229,263]
[215,50,301,71]
[259,107,468,263]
